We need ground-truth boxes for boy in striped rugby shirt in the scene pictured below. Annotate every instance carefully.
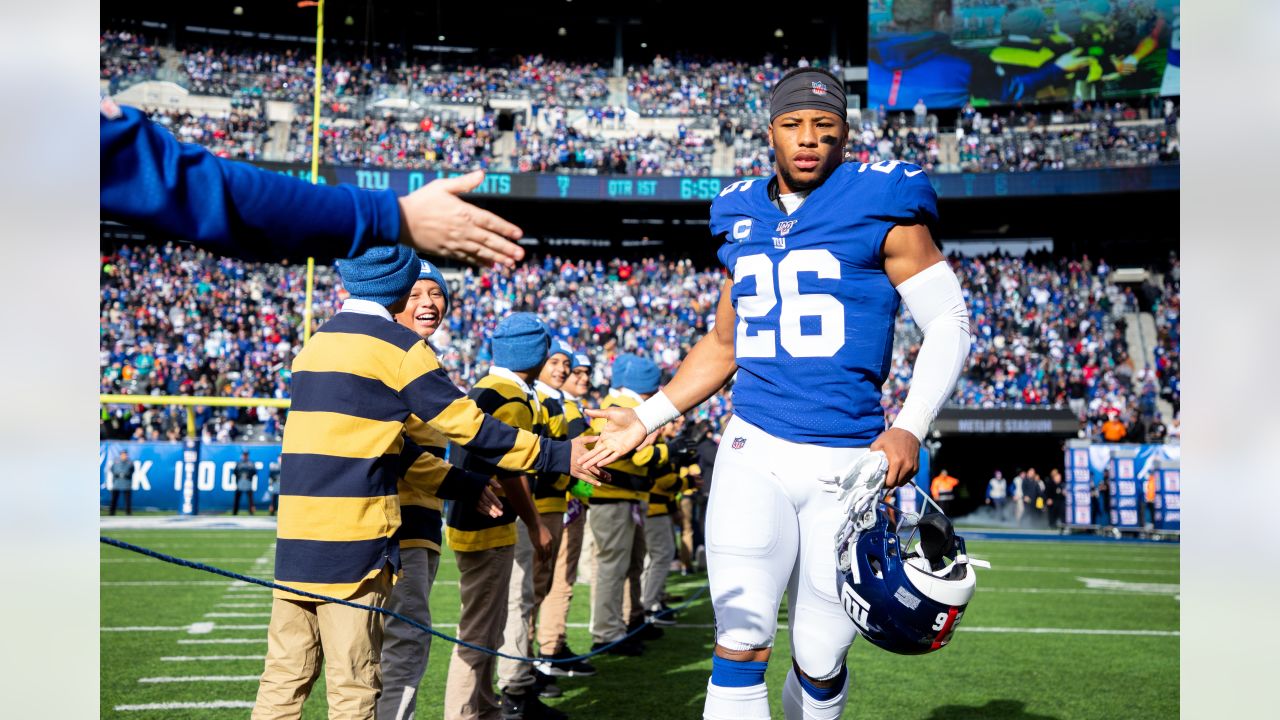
[252,247,602,720]
[379,259,496,720]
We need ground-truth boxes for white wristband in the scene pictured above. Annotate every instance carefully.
[635,391,682,435]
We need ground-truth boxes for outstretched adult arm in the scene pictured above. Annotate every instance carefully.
[101,104,524,265]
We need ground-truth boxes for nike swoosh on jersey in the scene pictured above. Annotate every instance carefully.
[904,169,924,177]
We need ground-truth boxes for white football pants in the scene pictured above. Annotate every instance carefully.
[705,414,867,680]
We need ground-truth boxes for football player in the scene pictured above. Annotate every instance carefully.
[583,68,971,720]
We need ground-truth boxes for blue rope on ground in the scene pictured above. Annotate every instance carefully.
[101,535,709,664]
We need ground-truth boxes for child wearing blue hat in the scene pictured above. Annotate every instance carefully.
[445,313,567,720]
[256,248,598,718]
[583,354,670,658]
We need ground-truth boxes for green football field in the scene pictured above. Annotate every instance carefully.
[100,528,1178,719]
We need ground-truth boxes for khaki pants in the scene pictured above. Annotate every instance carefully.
[252,567,393,720]
[497,513,563,692]
[587,502,638,644]
[619,518,648,628]
[444,545,514,720]
[641,514,675,613]
[377,547,441,720]
[538,509,586,655]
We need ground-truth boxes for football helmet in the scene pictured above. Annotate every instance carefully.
[835,481,985,655]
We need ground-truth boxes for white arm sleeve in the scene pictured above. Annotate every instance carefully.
[890,261,971,442]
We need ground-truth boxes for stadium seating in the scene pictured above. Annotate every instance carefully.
[102,32,1179,177]
[99,244,1179,444]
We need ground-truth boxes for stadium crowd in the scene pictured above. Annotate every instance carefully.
[145,108,273,161]
[511,126,715,175]
[288,113,500,170]
[100,29,161,90]
[99,243,1179,446]
[105,31,1180,176]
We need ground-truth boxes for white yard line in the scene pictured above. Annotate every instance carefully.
[985,565,1177,575]
[962,626,1179,637]
[115,701,256,711]
[651,623,1177,637]
[979,586,1179,596]
[214,603,271,609]
[139,675,260,683]
[101,623,268,633]
[102,580,233,587]
[178,638,267,645]
[102,558,264,564]
[204,612,273,618]
[161,655,265,662]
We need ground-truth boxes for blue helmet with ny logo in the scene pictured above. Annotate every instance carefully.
[835,484,984,655]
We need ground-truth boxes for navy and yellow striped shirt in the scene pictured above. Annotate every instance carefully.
[275,309,569,601]
[446,370,543,552]
[396,418,493,552]
[563,393,589,439]
[533,381,573,515]
[647,454,682,518]
[585,390,667,503]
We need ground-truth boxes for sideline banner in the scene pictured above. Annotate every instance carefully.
[1063,441,1179,528]
[100,441,280,513]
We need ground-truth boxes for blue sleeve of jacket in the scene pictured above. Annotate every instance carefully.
[100,105,403,262]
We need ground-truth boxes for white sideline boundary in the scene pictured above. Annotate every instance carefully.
[101,516,277,530]
[139,675,260,683]
[115,701,256,711]
[179,638,267,644]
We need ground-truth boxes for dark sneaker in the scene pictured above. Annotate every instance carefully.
[533,670,563,699]
[628,620,664,641]
[501,689,568,720]
[539,647,599,677]
[590,638,645,657]
[648,605,678,627]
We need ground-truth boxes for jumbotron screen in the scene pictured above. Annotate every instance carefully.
[868,0,1180,110]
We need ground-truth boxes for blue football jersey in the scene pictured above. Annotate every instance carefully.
[712,160,939,447]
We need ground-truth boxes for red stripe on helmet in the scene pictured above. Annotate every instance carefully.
[930,607,960,650]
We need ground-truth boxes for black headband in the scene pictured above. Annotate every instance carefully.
[770,71,847,122]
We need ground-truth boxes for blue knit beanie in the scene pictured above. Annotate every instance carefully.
[621,355,661,395]
[416,259,451,312]
[338,245,420,306]
[610,354,634,389]
[492,313,551,372]
[548,339,574,362]
[571,351,593,370]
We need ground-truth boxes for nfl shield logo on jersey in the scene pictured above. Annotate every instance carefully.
[731,437,746,450]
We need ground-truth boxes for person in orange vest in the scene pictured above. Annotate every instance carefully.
[1144,471,1159,528]
[1102,414,1128,442]
[930,469,960,516]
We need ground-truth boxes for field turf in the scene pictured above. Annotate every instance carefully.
[101,528,1178,719]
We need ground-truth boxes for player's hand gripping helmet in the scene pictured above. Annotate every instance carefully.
[834,459,987,655]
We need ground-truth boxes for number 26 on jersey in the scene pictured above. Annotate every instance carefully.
[734,249,845,359]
